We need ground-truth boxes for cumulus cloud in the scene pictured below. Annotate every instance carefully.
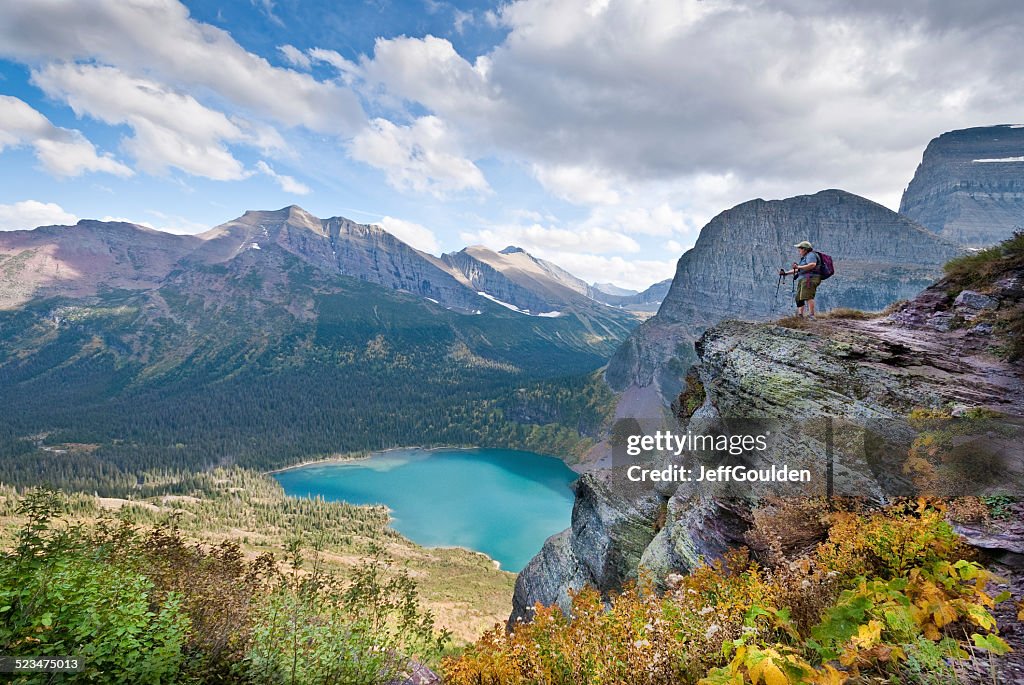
[31,64,264,180]
[0,200,78,230]
[350,116,490,197]
[356,0,1024,213]
[0,95,133,178]
[0,0,364,135]
[255,160,311,195]
[538,252,677,292]
[461,214,675,288]
[377,216,441,254]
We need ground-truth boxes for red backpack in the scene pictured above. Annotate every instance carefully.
[815,252,835,280]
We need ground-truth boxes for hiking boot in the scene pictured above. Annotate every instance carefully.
[807,315,816,321]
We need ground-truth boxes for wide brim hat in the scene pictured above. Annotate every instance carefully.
[794,240,813,249]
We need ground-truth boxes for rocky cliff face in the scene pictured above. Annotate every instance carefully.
[511,241,1024,623]
[606,190,961,400]
[899,125,1024,247]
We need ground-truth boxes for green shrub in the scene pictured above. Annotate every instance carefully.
[943,230,1024,292]
[0,489,450,684]
[0,490,189,683]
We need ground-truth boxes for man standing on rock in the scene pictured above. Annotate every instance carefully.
[779,241,820,319]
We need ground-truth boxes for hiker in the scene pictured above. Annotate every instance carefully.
[779,240,820,319]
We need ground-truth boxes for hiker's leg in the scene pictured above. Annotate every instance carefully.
[808,299,815,316]
[796,298,805,316]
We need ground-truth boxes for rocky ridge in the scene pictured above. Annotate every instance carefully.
[900,124,1024,247]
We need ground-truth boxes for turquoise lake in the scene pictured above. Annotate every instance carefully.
[273,448,578,572]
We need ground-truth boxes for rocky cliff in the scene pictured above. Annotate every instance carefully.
[606,190,962,401]
[900,124,1024,247]
[512,234,1024,624]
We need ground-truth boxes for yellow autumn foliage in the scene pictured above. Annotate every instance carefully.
[444,501,1016,685]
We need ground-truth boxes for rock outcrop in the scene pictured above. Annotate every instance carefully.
[606,190,961,400]
[899,125,1024,247]
[512,239,1024,623]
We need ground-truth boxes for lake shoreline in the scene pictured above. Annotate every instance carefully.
[271,446,577,573]
[264,444,574,475]
[263,444,477,475]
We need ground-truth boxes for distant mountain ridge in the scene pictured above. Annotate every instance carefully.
[1,206,666,337]
[589,278,672,315]
[900,124,1024,246]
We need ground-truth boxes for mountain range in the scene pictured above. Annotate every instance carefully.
[0,205,646,334]
[0,207,647,489]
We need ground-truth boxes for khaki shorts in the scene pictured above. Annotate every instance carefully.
[796,275,821,302]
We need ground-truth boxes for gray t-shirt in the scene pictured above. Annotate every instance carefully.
[797,251,818,280]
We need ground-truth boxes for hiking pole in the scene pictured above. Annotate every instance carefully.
[770,271,784,315]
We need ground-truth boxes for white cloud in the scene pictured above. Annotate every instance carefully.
[462,222,640,255]
[360,36,495,122]
[461,215,671,288]
[354,0,1024,212]
[0,95,133,178]
[350,116,490,197]
[32,64,263,180]
[605,203,687,237]
[309,48,364,84]
[255,160,311,195]
[144,210,210,234]
[453,9,474,34]
[547,253,676,291]
[0,0,363,135]
[534,250,676,291]
[532,164,620,205]
[252,0,285,28]
[377,216,441,254]
[278,44,311,70]
[0,200,78,230]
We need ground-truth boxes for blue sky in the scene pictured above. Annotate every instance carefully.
[1,0,1022,289]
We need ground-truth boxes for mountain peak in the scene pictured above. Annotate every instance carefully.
[240,204,317,222]
[499,246,526,254]
[900,125,1024,246]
